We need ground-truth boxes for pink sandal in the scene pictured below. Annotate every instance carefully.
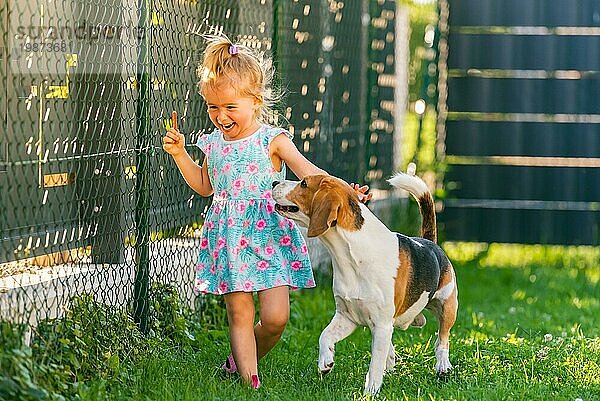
[221,354,260,389]
[221,354,237,374]
[250,374,261,389]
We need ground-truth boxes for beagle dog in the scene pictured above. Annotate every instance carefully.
[272,173,458,396]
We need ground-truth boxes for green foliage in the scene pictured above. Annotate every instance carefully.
[399,0,439,104]
[32,294,145,385]
[0,283,219,400]
[395,1,447,181]
[194,293,229,332]
[0,321,27,350]
[149,282,198,344]
[0,322,64,401]
[402,111,440,171]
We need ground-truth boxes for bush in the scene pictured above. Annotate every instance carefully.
[0,283,213,399]
[32,294,146,386]
[149,282,197,344]
[0,322,65,401]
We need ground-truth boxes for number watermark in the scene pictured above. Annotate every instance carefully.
[23,41,69,53]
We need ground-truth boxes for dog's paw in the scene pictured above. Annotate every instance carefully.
[319,361,335,375]
[318,348,335,375]
[363,372,382,396]
[436,365,454,383]
[435,347,452,376]
[435,358,453,378]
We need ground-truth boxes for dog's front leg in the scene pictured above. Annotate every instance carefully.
[364,323,394,396]
[318,312,357,374]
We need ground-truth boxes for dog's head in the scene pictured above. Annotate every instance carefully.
[272,175,364,237]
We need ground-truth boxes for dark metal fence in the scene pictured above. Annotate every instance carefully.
[439,0,600,245]
[0,1,398,326]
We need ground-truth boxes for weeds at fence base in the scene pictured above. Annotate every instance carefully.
[0,282,222,400]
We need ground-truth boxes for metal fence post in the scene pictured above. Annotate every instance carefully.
[133,0,150,333]
[272,0,279,67]
[364,0,374,182]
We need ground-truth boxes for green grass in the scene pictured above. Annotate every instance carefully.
[79,244,600,401]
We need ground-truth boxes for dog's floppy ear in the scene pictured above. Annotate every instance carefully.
[307,189,341,237]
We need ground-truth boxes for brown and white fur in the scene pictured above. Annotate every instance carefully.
[272,173,458,396]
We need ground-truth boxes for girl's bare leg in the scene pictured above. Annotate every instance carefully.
[255,286,290,359]
[224,291,257,382]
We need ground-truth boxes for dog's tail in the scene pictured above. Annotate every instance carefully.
[387,168,437,243]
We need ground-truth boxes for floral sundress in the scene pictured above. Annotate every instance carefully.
[193,125,315,294]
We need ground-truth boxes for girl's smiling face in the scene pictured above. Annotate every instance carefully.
[203,80,261,141]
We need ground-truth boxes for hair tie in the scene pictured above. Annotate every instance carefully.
[228,45,239,55]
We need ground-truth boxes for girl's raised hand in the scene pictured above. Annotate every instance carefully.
[163,111,186,157]
[350,183,372,203]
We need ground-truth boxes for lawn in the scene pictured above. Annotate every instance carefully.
[77,243,600,401]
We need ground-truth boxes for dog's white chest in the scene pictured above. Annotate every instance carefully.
[335,297,378,325]
[332,266,397,327]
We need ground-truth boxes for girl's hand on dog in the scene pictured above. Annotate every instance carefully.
[163,111,186,157]
[351,183,372,203]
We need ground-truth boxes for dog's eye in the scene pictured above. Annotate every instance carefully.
[300,179,307,188]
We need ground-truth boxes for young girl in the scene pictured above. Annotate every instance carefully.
[162,35,369,389]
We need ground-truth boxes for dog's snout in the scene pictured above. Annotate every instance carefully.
[272,181,280,189]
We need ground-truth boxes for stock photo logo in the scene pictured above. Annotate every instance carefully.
[9,5,149,75]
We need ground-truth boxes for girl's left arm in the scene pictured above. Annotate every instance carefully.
[270,134,372,202]
[270,134,328,179]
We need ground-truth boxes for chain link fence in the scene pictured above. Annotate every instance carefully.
[1,0,400,330]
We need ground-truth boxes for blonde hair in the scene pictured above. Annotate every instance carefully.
[197,34,278,124]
